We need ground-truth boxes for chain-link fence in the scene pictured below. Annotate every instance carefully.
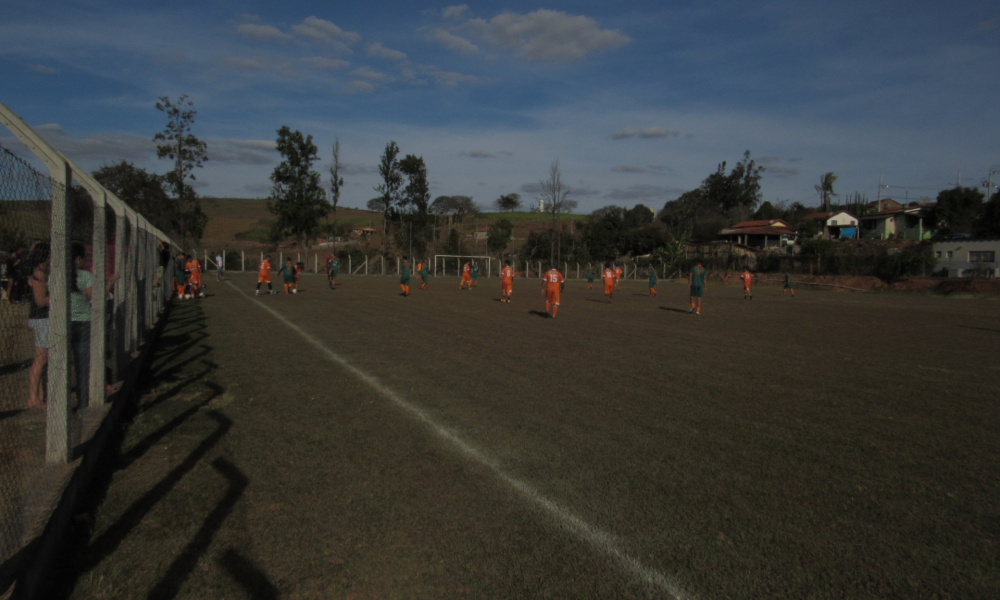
[0,104,174,597]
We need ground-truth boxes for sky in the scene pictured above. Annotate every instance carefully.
[2,0,998,214]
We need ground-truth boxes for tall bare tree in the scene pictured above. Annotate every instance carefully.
[372,141,402,255]
[538,159,577,265]
[329,137,344,236]
[154,94,208,245]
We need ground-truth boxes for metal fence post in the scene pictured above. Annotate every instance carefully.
[46,159,72,464]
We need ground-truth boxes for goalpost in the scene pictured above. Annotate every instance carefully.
[433,255,493,278]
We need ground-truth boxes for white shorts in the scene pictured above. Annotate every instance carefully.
[29,318,50,349]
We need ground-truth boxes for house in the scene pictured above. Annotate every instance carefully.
[799,211,859,240]
[932,239,1000,277]
[351,226,377,238]
[718,219,798,248]
[860,203,935,240]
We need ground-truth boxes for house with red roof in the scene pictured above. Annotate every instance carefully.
[718,219,798,248]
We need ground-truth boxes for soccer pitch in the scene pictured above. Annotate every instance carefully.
[66,273,1000,599]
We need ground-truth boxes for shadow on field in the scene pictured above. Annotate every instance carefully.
[217,548,279,600]
[145,457,249,600]
[528,310,551,318]
[957,325,1000,333]
[658,307,689,314]
[584,298,610,304]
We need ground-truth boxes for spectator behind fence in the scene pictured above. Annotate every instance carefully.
[27,243,50,408]
[70,243,120,410]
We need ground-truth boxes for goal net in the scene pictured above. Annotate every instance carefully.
[434,255,493,278]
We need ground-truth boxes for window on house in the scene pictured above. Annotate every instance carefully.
[947,251,953,259]
[969,251,996,263]
[935,251,941,258]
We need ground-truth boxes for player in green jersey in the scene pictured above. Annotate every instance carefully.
[688,262,706,314]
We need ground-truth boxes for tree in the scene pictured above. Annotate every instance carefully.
[538,159,577,264]
[815,172,837,212]
[92,161,174,235]
[397,154,432,256]
[267,126,329,246]
[624,204,654,228]
[430,195,479,222]
[753,200,783,220]
[933,186,984,236]
[487,218,514,257]
[154,95,208,245]
[373,141,402,254]
[493,193,522,212]
[701,150,765,215]
[975,194,1000,237]
[329,137,344,233]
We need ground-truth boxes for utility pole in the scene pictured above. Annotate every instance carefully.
[877,173,883,212]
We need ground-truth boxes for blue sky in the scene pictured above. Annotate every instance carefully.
[2,0,998,213]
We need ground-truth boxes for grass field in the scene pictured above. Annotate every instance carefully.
[58,276,1000,599]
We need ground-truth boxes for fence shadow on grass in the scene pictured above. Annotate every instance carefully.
[144,457,248,600]
[217,548,279,600]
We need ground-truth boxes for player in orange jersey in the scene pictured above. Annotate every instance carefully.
[256,255,276,295]
[602,263,615,303]
[293,261,304,291]
[741,269,753,300]
[459,260,472,290]
[500,260,514,303]
[416,260,428,290]
[613,264,623,290]
[185,255,203,299]
[541,264,565,318]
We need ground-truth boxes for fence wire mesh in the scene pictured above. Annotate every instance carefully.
[0,135,173,593]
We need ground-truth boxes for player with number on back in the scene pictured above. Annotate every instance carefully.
[460,260,472,290]
[741,268,753,300]
[256,255,275,296]
[500,260,514,303]
[603,263,615,303]
[541,264,565,319]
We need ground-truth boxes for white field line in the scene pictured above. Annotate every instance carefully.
[228,282,692,599]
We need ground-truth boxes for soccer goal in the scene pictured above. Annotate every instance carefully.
[434,255,493,278]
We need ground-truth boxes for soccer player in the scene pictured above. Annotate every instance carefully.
[326,255,335,289]
[215,252,224,281]
[688,261,706,315]
[614,264,623,291]
[500,260,514,303]
[174,252,188,299]
[293,262,304,292]
[277,258,296,294]
[741,269,753,300]
[471,261,480,288]
[185,254,203,299]
[783,272,795,297]
[648,266,658,297]
[417,260,429,290]
[586,267,594,290]
[400,258,411,296]
[602,263,615,303]
[256,255,276,295]
[541,264,565,319]
[460,260,472,290]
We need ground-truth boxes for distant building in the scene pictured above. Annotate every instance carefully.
[860,201,935,241]
[799,211,859,240]
[718,219,798,248]
[933,239,1000,277]
[351,226,377,238]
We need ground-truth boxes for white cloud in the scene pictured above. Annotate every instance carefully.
[349,80,375,93]
[341,163,378,176]
[26,124,155,163]
[366,42,407,61]
[434,29,479,55]
[604,184,686,201]
[236,23,289,41]
[977,16,999,31]
[208,140,278,165]
[466,9,631,62]
[218,56,296,77]
[29,64,57,74]
[611,128,681,140]
[442,5,470,20]
[350,67,392,82]
[301,56,349,70]
[292,16,361,52]
[419,64,480,86]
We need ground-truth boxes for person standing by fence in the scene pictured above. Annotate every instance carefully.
[215,252,224,281]
[26,243,50,408]
[70,243,119,410]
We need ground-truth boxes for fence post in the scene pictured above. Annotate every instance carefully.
[349,255,352,275]
[46,159,72,464]
[314,253,318,273]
